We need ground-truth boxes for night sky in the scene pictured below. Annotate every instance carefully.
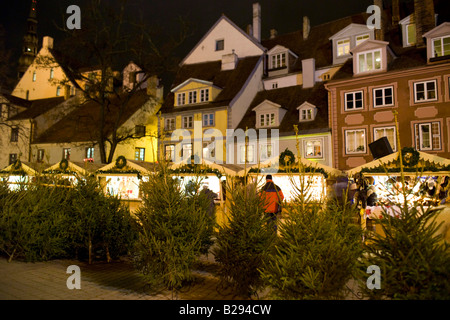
[1,0,377,59]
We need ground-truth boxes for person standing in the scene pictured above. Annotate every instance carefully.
[260,175,284,231]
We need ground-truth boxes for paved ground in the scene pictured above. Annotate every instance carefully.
[0,254,239,300]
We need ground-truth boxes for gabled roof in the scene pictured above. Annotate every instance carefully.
[34,89,152,144]
[261,12,370,70]
[328,23,371,40]
[252,99,283,112]
[350,39,390,54]
[170,78,217,93]
[180,15,266,66]
[423,21,450,38]
[237,83,329,136]
[160,55,262,114]
[8,97,66,120]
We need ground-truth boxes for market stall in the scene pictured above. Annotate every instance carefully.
[96,156,158,212]
[346,147,450,233]
[239,151,343,203]
[43,159,103,186]
[169,158,243,226]
[0,160,49,190]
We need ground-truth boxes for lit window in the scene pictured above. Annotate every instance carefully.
[414,80,437,103]
[50,68,54,79]
[374,126,397,151]
[272,82,278,89]
[182,144,192,158]
[345,91,364,110]
[239,144,255,163]
[406,24,416,46]
[259,113,275,127]
[304,139,323,158]
[56,86,61,96]
[135,125,146,137]
[260,143,273,160]
[182,115,193,129]
[135,147,145,161]
[85,147,94,160]
[165,145,175,161]
[345,129,366,154]
[37,149,45,162]
[373,86,394,107]
[32,71,36,82]
[337,39,350,56]
[63,148,71,160]
[203,113,214,127]
[9,154,17,165]
[356,34,370,46]
[358,49,382,73]
[432,36,450,58]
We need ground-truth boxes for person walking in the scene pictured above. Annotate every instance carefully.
[260,174,284,231]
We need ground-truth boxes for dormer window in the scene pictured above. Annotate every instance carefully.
[260,113,275,127]
[337,39,350,56]
[406,24,416,46]
[188,91,197,104]
[357,49,382,73]
[171,78,219,107]
[297,102,317,122]
[270,53,286,69]
[355,34,369,46]
[432,36,450,58]
[177,92,186,105]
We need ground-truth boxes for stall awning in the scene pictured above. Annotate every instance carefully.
[96,157,158,176]
[238,158,342,178]
[44,160,103,176]
[169,158,243,177]
[0,160,50,176]
[346,149,450,177]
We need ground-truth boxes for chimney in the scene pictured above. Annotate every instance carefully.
[391,0,400,27]
[221,50,238,71]
[374,0,385,41]
[302,58,316,89]
[42,36,54,49]
[270,29,278,39]
[252,3,261,42]
[246,24,253,37]
[414,0,435,47]
[303,16,310,40]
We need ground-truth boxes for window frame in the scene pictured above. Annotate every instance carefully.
[63,148,71,160]
[188,91,197,104]
[304,138,324,159]
[182,115,194,129]
[373,126,397,152]
[177,92,186,106]
[37,149,45,162]
[259,112,276,127]
[345,129,367,154]
[85,147,94,160]
[165,117,175,131]
[373,86,394,108]
[344,91,364,111]
[200,88,210,102]
[432,35,450,58]
[10,127,19,142]
[9,154,17,165]
[215,39,224,51]
[415,122,441,151]
[270,52,287,69]
[337,38,350,57]
[355,34,370,46]
[413,80,437,103]
[135,125,146,137]
[202,113,214,127]
[357,49,382,73]
[134,147,145,161]
[165,144,175,162]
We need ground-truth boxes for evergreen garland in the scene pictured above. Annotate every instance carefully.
[279,148,296,167]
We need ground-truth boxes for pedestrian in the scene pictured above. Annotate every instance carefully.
[260,174,284,231]
[200,183,217,217]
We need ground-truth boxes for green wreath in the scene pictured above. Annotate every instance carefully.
[115,156,127,169]
[279,148,296,167]
[400,147,420,167]
[59,159,69,171]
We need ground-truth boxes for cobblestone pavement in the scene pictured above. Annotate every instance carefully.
[0,255,239,300]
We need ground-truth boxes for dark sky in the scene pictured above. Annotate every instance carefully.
[2,0,378,58]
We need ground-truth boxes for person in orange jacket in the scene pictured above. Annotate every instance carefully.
[260,174,284,230]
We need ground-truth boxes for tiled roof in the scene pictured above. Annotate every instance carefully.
[160,55,262,114]
[34,89,152,144]
[9,97,66,120]
[236,83,329,136]
[261,12,370,70]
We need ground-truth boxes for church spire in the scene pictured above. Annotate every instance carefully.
[17,0,38,79]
